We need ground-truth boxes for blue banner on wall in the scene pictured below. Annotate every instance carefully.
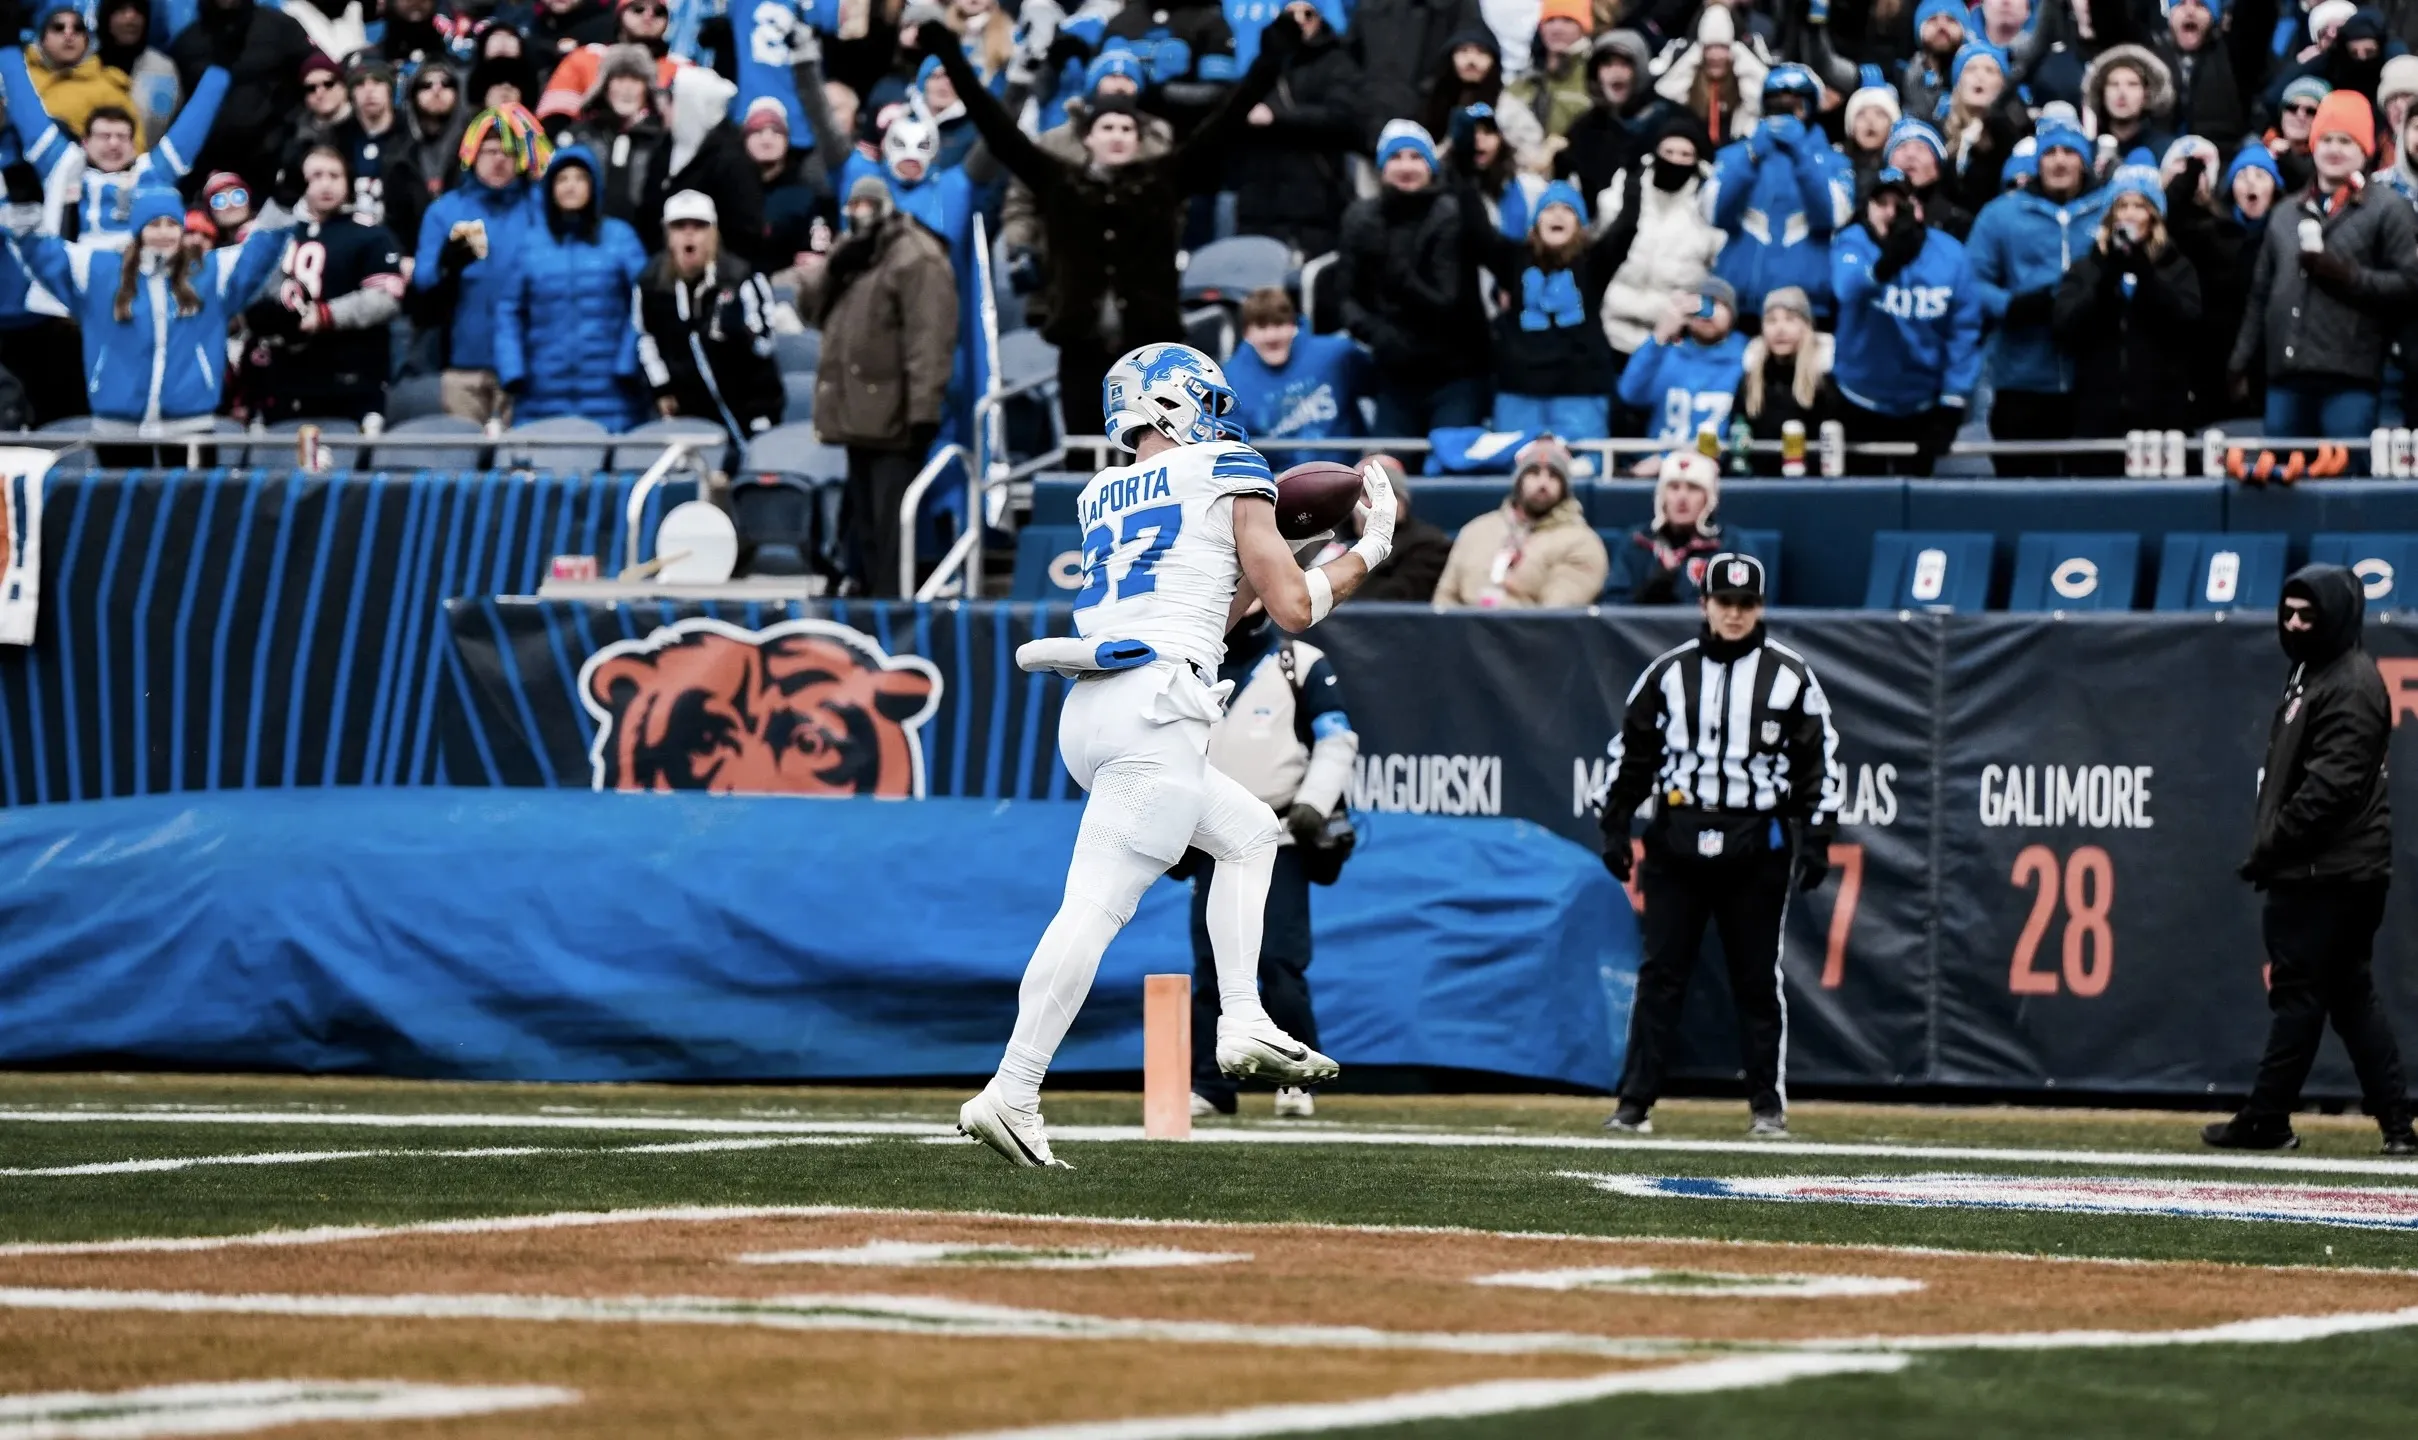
[0,789,1630,1089]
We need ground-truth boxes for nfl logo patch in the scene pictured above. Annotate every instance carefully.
[1727,561,1751,589]
[1760,720,1781,745]
[1695,829,1724,858]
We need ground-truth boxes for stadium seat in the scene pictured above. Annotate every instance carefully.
[2308,532,2418,612]
[1597,527,1782,603]
[730,474,817,577]
[2006,532,2143,612]
[1011,525,1087,600]
[744,422,846,482]
[242,417,359,469]
[1864,531,1994,612]
[497,416,609,473]
[782,372,816,424]
[774,330,821,374]
[1180,234,1291,306]
[2155,532,2288,611]
[383,372,445,425]
[373,414,484,471]
[611,418,729,472]
[1027,472,1087,526]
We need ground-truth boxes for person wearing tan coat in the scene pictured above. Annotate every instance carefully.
[797,176,958,596]
[1432,434,1610,609]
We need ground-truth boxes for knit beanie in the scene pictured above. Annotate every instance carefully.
[1762,285,1813,323]
[1846,83,1902,133]
[2106,162,2167,213]
[1915,0,1966,33]
[1539,0,1593,33]
[2281,74,2333,111]
[1531,179,1588,227]
[1085,47,1146,95]
[1950,40,2008,91]
[128,184,184,232]
[2314,88,2376,155]
[1514,433,1576,484]
[1886,117,1948,165]
[1377,118,1439,173]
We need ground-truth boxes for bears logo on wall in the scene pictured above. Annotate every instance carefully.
[578,618,943,797]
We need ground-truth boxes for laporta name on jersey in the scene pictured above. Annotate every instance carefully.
[1083,468,1176,525]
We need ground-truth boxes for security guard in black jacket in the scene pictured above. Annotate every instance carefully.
[2208,565,2417,1156]
[1597,547,1842,1139]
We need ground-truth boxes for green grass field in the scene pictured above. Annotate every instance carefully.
[4,1072,2416,1438]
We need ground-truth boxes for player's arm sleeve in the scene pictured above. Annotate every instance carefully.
[1209,444,1278,501]
[1293,655,1357,814]
[152,65,230,181]
[1599,660,1668,836]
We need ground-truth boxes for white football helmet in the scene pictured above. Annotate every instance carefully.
[883,117,939,181]
[1100,343,1242,449]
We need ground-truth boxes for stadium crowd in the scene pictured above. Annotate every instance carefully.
[0,0,2415,582]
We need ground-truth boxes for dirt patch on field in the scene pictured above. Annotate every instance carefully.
[7,1210,2418,1349]
[0,1308,1632,1439]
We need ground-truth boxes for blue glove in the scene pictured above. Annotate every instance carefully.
[1761,114,1805,153]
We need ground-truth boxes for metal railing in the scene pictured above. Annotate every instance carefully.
[901,367,1068,601]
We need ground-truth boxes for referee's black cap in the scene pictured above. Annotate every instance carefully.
[1705,552,1766,603]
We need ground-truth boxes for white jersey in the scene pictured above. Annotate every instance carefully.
[1070,439,1276,671]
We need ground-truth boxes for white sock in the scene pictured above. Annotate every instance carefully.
[996,897,1122,1109]
[1206,847,1273,1028]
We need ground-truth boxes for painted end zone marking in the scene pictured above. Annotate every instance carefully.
[737,1242,1250,1270]
[911,1355,1910,1440]
[1471,1268,1925,1299]
[1563,1172,2418,1232]
[0,1137,866,1180]
[0,1379,576,1437]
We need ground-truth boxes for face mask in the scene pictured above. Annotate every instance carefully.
[1651,155,1693,191]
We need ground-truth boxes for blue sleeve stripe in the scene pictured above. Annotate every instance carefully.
[1212,453,1273,479]
[1310,710,1353,740]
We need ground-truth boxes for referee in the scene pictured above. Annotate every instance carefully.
[1596,543,1843,1139]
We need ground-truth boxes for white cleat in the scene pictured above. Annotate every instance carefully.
[1272,1086,1316,1119]
[1189,1092,1217,1119]
[957,1085,1070,1168]
[1215,1017,1340,1086]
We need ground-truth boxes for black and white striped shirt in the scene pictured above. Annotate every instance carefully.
[1598,634,1845,835]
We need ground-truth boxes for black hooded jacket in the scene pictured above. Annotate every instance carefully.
[169,0,313,194]
[2244,564,2394,886]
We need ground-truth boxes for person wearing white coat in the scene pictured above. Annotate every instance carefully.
[1595,111,1725,396]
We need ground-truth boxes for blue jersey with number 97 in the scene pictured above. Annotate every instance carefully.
[1070,440,1277,670]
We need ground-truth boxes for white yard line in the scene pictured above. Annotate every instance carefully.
[5,1107,2416,1178]
[909,1355,1911,1440]
[0,1137,861,1179]
[0,1380,574,1438]
[6,1203,2412,1276]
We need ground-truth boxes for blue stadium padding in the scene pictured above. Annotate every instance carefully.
[1012,525,1086,599]
[2227,480,2418,543]
[0,791,1634,1090]
[2155,532,2288,611]
[1583,479,1654,531]
[1864,531,1994,612]
[1720,480,1908,608]
[1910,481,2225,550]
[1027,473,1089,526]
[1731,527,1782,599]
[2308,533,2418,612]
[2007,532,2143,612]
[1403,479,1509,532]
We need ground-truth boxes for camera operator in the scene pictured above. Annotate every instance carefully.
[1183,604,1358,1120]
[1596,552,1842,1139]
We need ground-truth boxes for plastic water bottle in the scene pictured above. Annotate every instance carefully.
[1724,420,1753,476]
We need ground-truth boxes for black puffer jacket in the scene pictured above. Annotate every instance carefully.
[927,19,1285,353]
[2243,565,2393,887]
[1337,183,1490,386]
[168,0,313,194]
[2053,238,2202,437]
[1228,23,1363,239]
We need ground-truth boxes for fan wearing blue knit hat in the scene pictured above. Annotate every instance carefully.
[1898,0,1970,131]
[2,180,291,451]
[1964,117,2111,474]
[2049,161,2202,467]
[1479,179,1632,441]
[1883,117,1975,238]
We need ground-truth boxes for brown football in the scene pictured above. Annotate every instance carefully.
[1273,460,1364,539]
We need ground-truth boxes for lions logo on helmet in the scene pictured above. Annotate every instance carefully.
[1100,343,1246,449]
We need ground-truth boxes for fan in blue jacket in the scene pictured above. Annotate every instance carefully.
[0,44,228,251]
[1831,168,1983,475]
[1615,275,1749,469]
[1961,120,2110,471]
[1701,64,1855,321]
[4,182,287,434]
[411,106,544,405]
[493,144,649,432]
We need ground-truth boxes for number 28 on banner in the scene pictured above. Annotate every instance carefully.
[2008,845,2113,997]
